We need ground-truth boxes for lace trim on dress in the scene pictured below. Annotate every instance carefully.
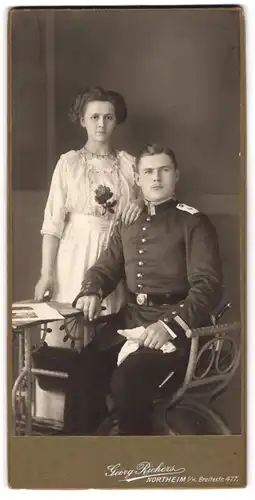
[78,149,123,224]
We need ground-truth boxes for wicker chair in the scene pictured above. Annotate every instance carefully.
[95,301,241,436]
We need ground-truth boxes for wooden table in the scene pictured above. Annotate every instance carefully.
[12,301,83,436]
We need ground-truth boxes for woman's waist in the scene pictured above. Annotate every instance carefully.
[63,212,117,238]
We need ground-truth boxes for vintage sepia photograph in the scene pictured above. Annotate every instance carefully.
[9,6,245,489]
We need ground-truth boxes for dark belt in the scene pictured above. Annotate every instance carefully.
[128,291,187,307]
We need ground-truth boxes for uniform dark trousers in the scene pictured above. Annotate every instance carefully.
[63,338,189,436]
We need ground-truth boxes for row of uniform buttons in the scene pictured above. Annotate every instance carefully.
[136,216,152,290]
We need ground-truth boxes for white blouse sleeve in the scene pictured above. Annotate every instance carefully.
[41,155,68,239]
[119,150,138,199]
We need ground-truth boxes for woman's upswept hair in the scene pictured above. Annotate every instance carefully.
[136,143,178,171]
[69,87,127,125]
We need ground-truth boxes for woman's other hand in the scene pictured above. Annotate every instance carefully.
[34,276,53,301]
[121,199,144,225]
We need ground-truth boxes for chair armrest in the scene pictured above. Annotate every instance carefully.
[187,321,240,339]
[156,320,241,409]
[211,301,232,324]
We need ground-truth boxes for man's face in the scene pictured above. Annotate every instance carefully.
[136,153,179,203]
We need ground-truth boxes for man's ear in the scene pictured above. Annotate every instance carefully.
[135,171,140,186]
[175,169,180,183]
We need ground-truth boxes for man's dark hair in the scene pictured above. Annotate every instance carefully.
[136,144,178,172]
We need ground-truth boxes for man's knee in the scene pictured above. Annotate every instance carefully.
[110,357,146,408]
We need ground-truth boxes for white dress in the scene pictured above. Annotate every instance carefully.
[35,148,136,422]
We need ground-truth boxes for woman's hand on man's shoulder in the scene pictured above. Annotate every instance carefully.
[121,198,144,226]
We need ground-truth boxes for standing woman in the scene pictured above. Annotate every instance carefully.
[34,87,143,421]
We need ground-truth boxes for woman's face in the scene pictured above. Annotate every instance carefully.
[80,100,117,143]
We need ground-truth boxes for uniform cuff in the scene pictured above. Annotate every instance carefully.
[158,320,177,340]
[81,278,105,297]
[159,314,192,348]
[173,315,192,338]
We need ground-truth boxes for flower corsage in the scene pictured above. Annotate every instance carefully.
[95,185,117,215]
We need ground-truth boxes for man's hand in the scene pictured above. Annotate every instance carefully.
[139,321,170,350]
[76,295,102,322]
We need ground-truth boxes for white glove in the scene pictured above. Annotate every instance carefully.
[117,326,176,365]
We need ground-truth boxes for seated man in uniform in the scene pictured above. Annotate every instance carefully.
[63,143,223,436]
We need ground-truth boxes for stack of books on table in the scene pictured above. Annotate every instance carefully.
[12,301,81,329]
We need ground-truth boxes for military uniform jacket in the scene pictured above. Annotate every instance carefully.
[78,199,223,346]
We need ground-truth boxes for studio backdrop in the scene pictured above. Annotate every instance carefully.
[11,8,242,432]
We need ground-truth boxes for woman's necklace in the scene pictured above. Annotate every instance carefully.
[83,146,115,160]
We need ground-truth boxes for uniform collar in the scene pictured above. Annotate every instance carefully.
[144,198,177,215]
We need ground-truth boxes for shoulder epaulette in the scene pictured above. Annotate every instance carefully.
[176,203,199,215]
